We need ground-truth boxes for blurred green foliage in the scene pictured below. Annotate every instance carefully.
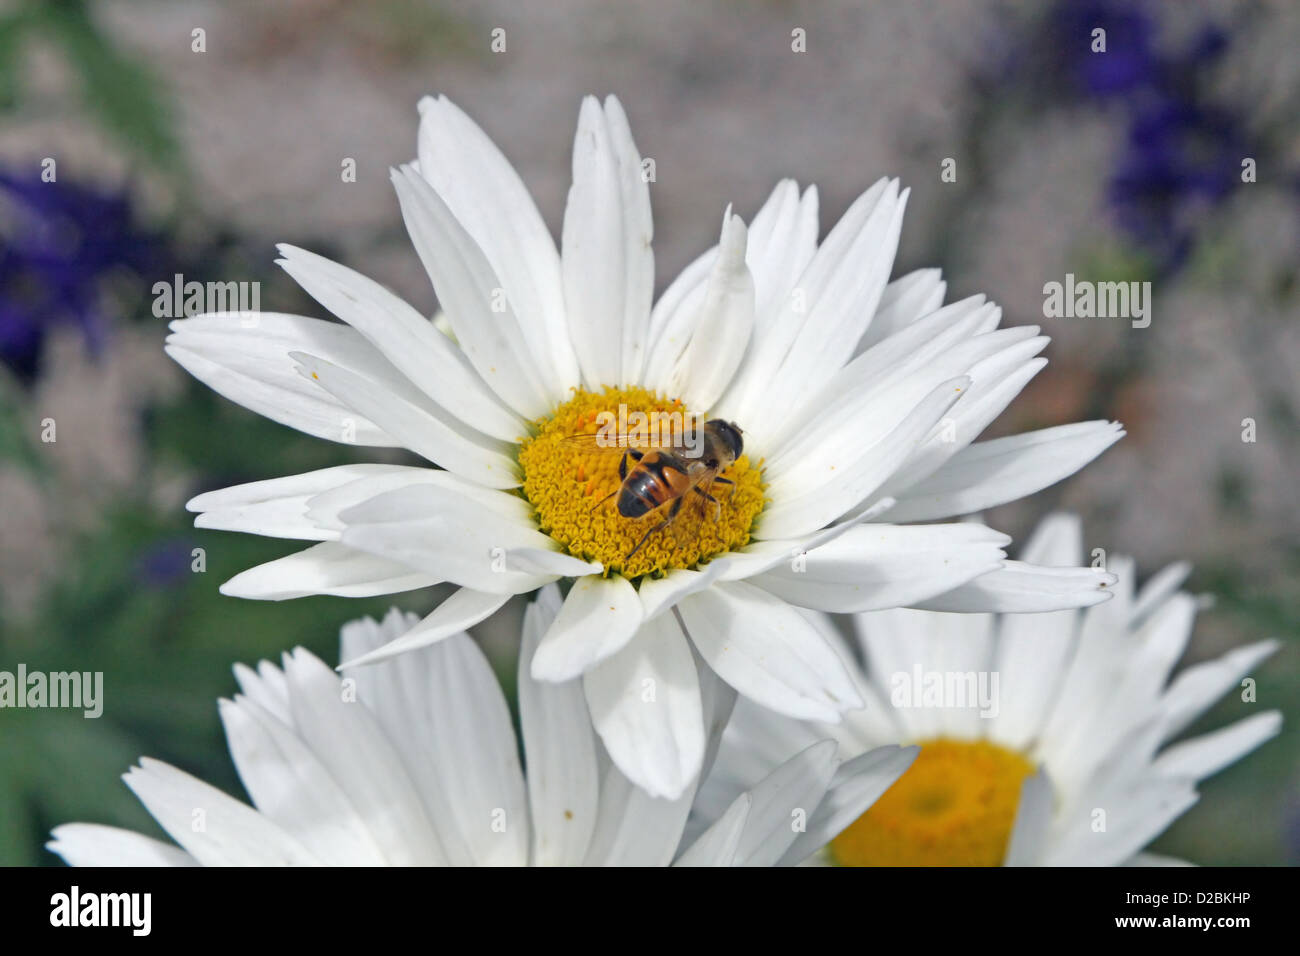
[2,376,436,865]
[0,0,179,172]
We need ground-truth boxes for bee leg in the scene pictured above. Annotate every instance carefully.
[693,486,721,522]
[713,475,737,502]
[626,497,682,561]
[588,488,620,513]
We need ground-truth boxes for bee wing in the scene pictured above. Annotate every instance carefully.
[689,469,723,524]
[557,433,627,456]
[559,427,689,462]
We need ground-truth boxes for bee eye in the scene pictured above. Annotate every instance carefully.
[707,458,718,468]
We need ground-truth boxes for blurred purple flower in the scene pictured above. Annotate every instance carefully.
[0,171,169,381]
[134,537,194,590]
[1034,1,1252,272]
[1053,0,1159,98]
[1110,99,1244,270]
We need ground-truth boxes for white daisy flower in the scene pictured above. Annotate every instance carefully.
[46,587,916,867]
[168,94,1122,798]
[696,513,1282,866]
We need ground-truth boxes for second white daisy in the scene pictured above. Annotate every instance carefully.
[697,513,1282,866]
[48,587,915,867]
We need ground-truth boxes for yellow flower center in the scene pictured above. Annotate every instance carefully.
[518,386,764,579]
[830,738,1037,867]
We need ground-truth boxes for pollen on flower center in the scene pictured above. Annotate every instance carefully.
[517,386,765,580]
[829,738,1037,867]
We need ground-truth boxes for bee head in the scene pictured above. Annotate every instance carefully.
[708,419,744,461]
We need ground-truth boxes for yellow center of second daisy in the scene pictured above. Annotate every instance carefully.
[518,386,764,579]
[830,738,1037,867]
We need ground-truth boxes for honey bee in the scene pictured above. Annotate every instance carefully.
[567,419,745,561]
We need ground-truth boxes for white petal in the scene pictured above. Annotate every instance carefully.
[643,247,715,393]
[854,607,995,742]
[219,696,389,865]
[776,744,920,866]
[854,267,946,353]
[188,464,400,541]
[673,793,750,867]
[1131,560,1193,625]
[220,541,438,600]
[391,164,554,417]
[232,661,293,728]
[879,337,1048,492]
[713,496,899,582]
[915,560,1118,612]
[1031,558,1148,774]
[883,421,1125,522]
[290,350,519,489]
[718,179,906,440]
[337,612,477,864]
[765,180,908,411]
[123,759,322,866]
[47,824,196,867]
[561,95,654,389]
[1046,779,1198,867]
[166,313,399,446]
[646,179,816,396]
[696,646,740,778]
[338,483,556,595]
[678,581,863,722]
[1158,639,1280,740]
[281,649,446,864]
[662,210,755,410]
[336,605,423,663]
[756,376,971,540]
[582,765,692,866]
[988,605,1080,750]
[531,574,644,682]
[518,585,600,866]
[305,465,532,531]
[751,523,1009,613]
[716,695,852,792]
[977,515,1092,749]
[1153,711,1281,780]
[730,739,839,867]
[1018,511,1085,567]
[761,297,999,472]
[744,179,819,326]
[1110,592,1199,716]
[276,243,524,441]
[583,614,704,800]
[404,634,530,865]
[1003,769,1053,866]
[502,548,602,578]
[416,95,579,398]
[337,588,512,669]
[637,562,730,620]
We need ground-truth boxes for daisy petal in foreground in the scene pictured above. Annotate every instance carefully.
[168,93,1122,798]
[47,587,916,867]
[697,513,1282,866]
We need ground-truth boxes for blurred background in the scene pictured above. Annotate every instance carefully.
[0,0,1295,865]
